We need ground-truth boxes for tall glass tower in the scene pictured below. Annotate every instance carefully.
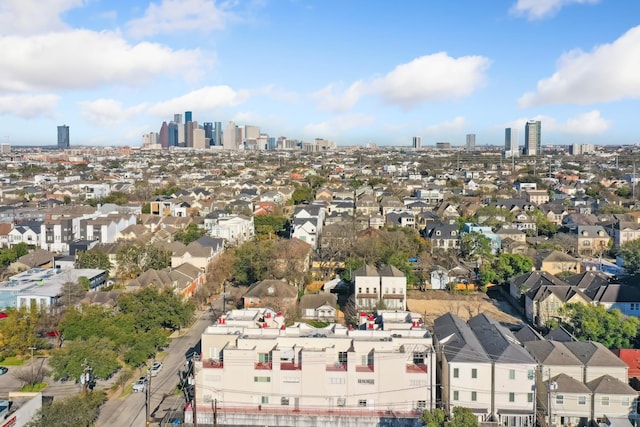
[57,125,69,149]
[524,120,541,156]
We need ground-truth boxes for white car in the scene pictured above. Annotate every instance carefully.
[132,376,148,393]
[149,361,163,377]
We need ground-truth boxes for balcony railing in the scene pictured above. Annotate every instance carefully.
[280,362,302,371]
[203,359,224,369]
[326,362,347,372]
[406,364,428,373]
[254,362,273,370]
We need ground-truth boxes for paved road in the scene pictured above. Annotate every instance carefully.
[97,310,214,427]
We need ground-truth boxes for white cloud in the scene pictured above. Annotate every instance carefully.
[79,99,148,126]
[425,117,468,134]
[510,0,599,20]
[147,86,250,117]
[126,0,235,38]
[371,53,490,109]
[0,0,84,35]
[0,94,59,118]
[519,26,640,107]
[312,81,366,112]
[303,114,374,136]
[313,53,489,112]
[0,30,204,92]
[504,110,611,135]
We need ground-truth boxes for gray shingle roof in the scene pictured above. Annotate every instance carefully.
[434,313,491,364]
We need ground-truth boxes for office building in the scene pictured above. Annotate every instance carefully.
[435,142,451,150]
[193,128,206,149]
[158,121,169,150]
[186,121,198,148]
[504,128,519,158]
[57,125,70,149]
[524,120,541,156]
[466,134,476,151]
[214,122,222,146]
[168,122,178,147]
[184,111,192,123]
[223,121,238,150]
[412,136,422,149]
[203,122,213,146]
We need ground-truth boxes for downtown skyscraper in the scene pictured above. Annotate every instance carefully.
[57,125,70,149]
[524,120,541,156]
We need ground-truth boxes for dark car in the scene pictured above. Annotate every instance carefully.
[0,366,8,375]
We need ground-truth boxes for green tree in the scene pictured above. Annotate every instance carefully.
[420,408,447,427]
[0,306,45,355]
[27,390,107,427]
[141,202,151,214]
[560,303,639,349]
[254,214,287,239]
[619,239,640,275]
[450,407,479,427]
[291,184,313,204]
[530,210,559,237]
[174,223,206,245]
[479,254,533,286]
[117,287,195,332]
[459,232,492,261]
[49,337,121,380]
[232,240,275,285]
[76,248,111,272]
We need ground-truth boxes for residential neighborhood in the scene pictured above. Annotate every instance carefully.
[3,144,640,426]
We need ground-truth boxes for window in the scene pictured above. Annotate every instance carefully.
[509,393,515,402]
[471,392,477,401]
[358,288,362,294]
[527,393,534,403]
[254,376,271,383]
[281,397,289,406]
[258,353,271,363]
[358,379,374,385]
[602,396,610,406]
[416,401,427,410]
[366,288,369,294]
[578,396,586,406]
[337,398,346,407]
[527,370,535,380]
[329,377,345,385]
[556,395,564,405]
[261,396,269,404]
[338,352,348,364]
[509,369,516,380]
[453,368,459,378]
[358,400,367,407]
[453,391,459,401]
[621,396,630,407]
[471,368,477,379]
[631,303,639,311]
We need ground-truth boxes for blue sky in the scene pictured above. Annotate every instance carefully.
[1,0,640,147]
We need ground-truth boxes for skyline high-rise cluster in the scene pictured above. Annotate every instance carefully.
[141,112,335,152]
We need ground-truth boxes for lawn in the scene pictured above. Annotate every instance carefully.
[1,356,25,366]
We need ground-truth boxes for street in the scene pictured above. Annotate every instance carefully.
[96,310,214,427]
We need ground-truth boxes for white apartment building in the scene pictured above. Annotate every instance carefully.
[204,213,254,246]
[190,308,434,426]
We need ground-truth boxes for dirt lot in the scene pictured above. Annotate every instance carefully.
[407,289,522,329]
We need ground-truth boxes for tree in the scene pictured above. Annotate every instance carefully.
[115,368,134,393]
[13,364,50,390]
[479,254,533,286]
[291,184,313,204]
[116,242,171,279]
[450,407,479,427]
[57,281,86,308]
[459,232,492,262]
[174,223,206,245]
[76,248,111,272]
[619,239,640,275]
[27,390,107,427]
[232,240,275,285]
[420,408,446,427]
[49,337,121,380]
[254,214,287,239]
[0,306,45,355]
[560,303,639,349]
[117,287,195,332]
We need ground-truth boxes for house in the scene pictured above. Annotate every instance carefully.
[575,225,610,257]
[385,211,415,228]
[353,264,406,311]
[423,221,460,251]
[525,284,591,327]
[533,250,583,276]
[299,293,337,321]
[433,313,493,422]
[509,271,569,300]
[171,236,224,272]
[242,279,298,311]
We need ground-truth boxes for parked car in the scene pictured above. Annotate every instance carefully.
[0,366,8,375]
[149,361,163,377]
[132,376,148,393]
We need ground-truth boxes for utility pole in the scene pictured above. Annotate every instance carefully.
[146,362,152,426]
[213,399,218,427]
[28,347,36,390]
[192,363,198,427]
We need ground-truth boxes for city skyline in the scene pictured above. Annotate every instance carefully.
[1,1,640,147]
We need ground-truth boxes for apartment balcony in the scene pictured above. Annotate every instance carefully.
[203,359,224,369]
[280,362,302,371]
[406,364,428,373]
[355,364,374,373]
[255,362,273,370]
[326,362,347,372]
